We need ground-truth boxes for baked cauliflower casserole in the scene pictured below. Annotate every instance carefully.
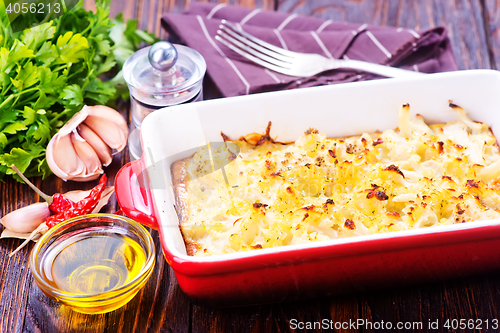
[172,103,500,256]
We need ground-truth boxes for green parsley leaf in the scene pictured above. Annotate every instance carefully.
[22,106,36,125]
[0,0,157,181]
[27,116,51,144]
[0,47,10,73]
[60,84,83,107]
[83,76,114,104]
[0,133,7,151]
[21,22,56,51]
[14,61,39,90]
[91,34,111,55]
[38,67,66,94]
[36,42,58,66]
[0,108,18,127]
[8,40,34,66]
[94,54,116,76]
[54,32,89,64]
[0,146,45,175]
[2,122,27,134]
[37,157,51,179]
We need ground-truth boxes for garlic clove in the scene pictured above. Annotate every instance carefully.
[0,202,50,233]
[66,169,102,182]
[84,105,129,152]
[46,134,86,180]
[71,131,103,177]
[86,105,129,136]
[58,106,90,136]
[84,115,128,152]
[77,123,113,166]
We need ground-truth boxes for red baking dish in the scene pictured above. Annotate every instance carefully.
[116,69,500,306]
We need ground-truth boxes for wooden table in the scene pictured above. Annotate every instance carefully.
[2,0,500,332]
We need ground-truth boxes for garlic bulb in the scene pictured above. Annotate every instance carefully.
[46,105,128,181]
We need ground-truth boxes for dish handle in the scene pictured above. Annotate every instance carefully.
[115,159,158,229]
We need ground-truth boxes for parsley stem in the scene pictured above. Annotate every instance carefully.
[67,67,85,79]
[12,94,20,108]
[80,24,92,36]
[2,87,42,109]
[49,109,73,124]
[81,68,94,90]
[5,136,19,146]
[5,82,13,92]
[0,94,14,109]
[52,64,68,72]
[15,87,40,97]
[19,94,38,106]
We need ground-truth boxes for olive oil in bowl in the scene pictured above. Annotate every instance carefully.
[30,214,155,314]
[45,232,147,295]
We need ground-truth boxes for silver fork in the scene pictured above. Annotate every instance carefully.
[215,20,425,79]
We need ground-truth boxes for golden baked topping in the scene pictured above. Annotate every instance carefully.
[173,103,500,256]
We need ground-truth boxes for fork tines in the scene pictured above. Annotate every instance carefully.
[215,20,294,73]
[215,20,425,79]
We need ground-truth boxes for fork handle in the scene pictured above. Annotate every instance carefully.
[330,59,426,78]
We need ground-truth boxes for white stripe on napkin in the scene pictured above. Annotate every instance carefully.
[277,14,298,31]
[357,23,368,32]
[265,69,282,83]
[206,4,227,19]
[273,29,288,50]
[408,29,421,38]
[240,9,262,25]
[397,27,421,39]
[316,20,333,33]
[366,31,392,58]
[310,31,334,59]
[197,16,250,95]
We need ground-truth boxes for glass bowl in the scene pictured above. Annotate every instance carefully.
[29,214,156,314]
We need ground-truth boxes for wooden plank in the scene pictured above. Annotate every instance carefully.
[110,0,138,21]
[323,297,361,333]
[190,296,360,332]
[484,0,500,69]
[359,284,435,332]
[82,0,96,12]
[0,177,54,332]
[276,0,492,70]
[0,238,32,332]
[358,274,500,332]
[131,0,275,39]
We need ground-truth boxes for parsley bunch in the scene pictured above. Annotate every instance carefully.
[0,0,157,180]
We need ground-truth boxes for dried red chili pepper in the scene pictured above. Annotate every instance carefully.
[49,193,74,213]
[45,174,107,228]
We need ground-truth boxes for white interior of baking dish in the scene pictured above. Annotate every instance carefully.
[140,69,500,262]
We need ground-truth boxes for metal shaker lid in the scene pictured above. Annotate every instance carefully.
[123,41,206,107]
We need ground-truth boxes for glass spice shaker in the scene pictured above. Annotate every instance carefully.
[123,41,206,160]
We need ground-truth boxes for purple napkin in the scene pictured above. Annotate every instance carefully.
[162,3,457,97]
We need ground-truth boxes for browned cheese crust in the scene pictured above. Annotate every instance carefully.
[170,114,500,257]
[171,157,203,255]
